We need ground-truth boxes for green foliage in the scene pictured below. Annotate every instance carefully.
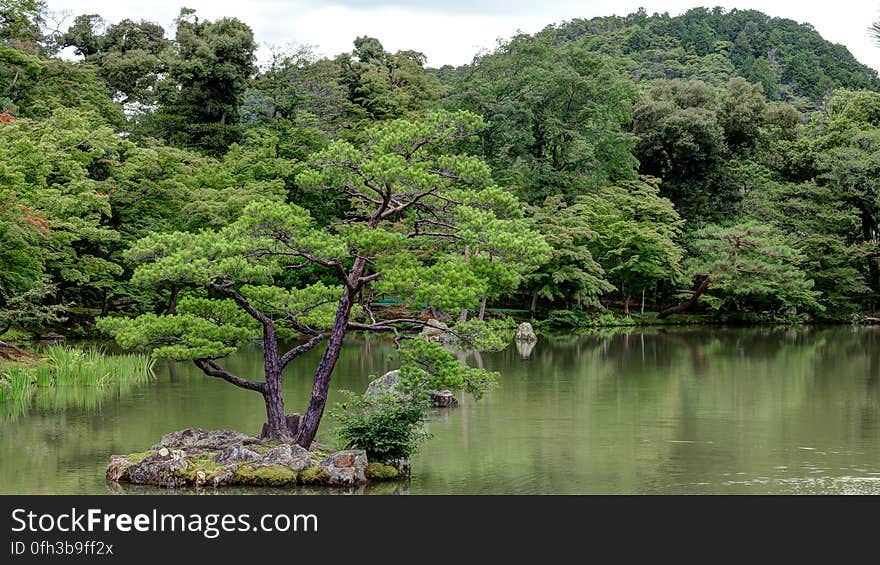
[451,33,639,203]
[60,15,169,109]
[4,5,880,364]
[337,36,442,121]
[395,339,498,400]
[451,317,516,351]
[744,180,872,318]
[147,9,256,153]
[332,392,430,460]
[538,7,880,105]
[543,309,634,329]
[686,222,820,314]
[0,345,154,407]
[30,345,155,386]
[524,195,614,310]
[579,178,685,305]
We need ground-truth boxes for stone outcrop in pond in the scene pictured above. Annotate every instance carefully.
[106,428,408,489]
[418,319,452,342]
[365,370,459,408]
[514,322,538,343]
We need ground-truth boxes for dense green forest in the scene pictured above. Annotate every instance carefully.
[4,0,880,345]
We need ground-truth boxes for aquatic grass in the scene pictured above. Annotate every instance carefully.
[0,367,34,403]
[0,346,156,420]
[38,345,156,386]
[0,367,35,421]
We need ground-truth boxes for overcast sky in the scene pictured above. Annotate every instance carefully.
[44,1,880,71]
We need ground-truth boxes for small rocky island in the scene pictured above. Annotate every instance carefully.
[106,428,408,489]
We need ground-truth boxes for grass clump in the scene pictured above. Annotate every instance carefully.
[0,346,156,419]
[36,345,156,386]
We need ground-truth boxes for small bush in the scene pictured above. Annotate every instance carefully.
[543,309,636,329]
[332,392,430,461]
[452,317,516,351]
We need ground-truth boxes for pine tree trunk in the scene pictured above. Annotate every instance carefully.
[478,297,487,321]
[260,324,289,440]
[458,244,471,324]
[641,288,646,316]
[530,289,538,313]
[296,277,358,448]
[100,289,110,317]
[658,277,712,319]
[167,285,179,315]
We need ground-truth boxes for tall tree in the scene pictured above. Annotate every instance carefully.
[149,9,256,153]
[336,36,442,122]
[100,110,549,444]
[685,222,819,314]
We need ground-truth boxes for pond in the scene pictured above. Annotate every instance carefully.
[2,326,879,494]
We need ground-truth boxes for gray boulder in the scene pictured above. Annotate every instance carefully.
[320,450,368,486]
[428,390,458,408]
[366,370,457,408]
[151,428,256,452]
[126,450,189,489]
[365,370,402,399]
[256,444,312,472]
[419,319,450,341]
[213,444,262,465]
[514,322,538,343]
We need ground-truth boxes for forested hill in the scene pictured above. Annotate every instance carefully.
[439,7,880,108]
[7,0,880,340]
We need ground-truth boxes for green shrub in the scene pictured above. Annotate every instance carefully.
[452,317,516,351]
[543,309,637,329]
[395,339,498,400]
[332,392,430,461]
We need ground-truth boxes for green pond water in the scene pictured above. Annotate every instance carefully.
[2,326,880,494]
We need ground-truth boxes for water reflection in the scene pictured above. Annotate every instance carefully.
[1,326,879,494]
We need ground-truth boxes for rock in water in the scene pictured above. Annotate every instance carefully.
[320,450,368,486]
[365,370,402,399]
[429,390,458,408]
[106,455,133,481]
[126,451,190,489]
[151,428,256,452]
[418,319,450,341]
[514,322,538,343]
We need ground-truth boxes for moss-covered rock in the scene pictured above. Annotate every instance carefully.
[106,430,414,489]
[365,462,400,480]
[179,455,228,486]
[232,464,299,487]
[299,465,330,485]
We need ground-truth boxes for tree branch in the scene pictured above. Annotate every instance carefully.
[279,333,326,369]
[379,186,443,220]
[209,280,273,328]
[358,272,383,285]
[194,358,265,392]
